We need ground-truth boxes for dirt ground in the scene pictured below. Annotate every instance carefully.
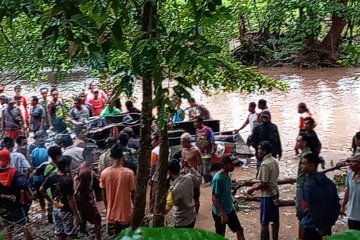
[192,155,348,240]
[23,152,348,240]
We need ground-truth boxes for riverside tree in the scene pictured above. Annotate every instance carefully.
[0,0,286,229]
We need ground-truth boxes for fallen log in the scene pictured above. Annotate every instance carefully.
[233,178,296,193]
[233,160,349,193]
[235,196,295,207]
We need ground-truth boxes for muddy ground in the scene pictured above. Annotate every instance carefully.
[16,151,348,240]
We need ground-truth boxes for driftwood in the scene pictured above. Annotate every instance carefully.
[233,178,296,194]
[233,160,349,194]
[235,196,295,207]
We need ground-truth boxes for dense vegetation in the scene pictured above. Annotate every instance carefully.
[227,0,360,67]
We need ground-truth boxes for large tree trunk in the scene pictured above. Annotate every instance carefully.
[152,122,169,227]
[131,72,153,230]
[131,0,157,229]
[296,0,348,67]
[320,0,348,53]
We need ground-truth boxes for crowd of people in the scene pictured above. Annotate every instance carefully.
[0,81,359,240]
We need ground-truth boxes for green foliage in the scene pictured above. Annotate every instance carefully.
[116,227,227,240]
[340,45,360,67]
[329,230,360,240]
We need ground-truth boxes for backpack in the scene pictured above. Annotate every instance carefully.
[324,178,341,229]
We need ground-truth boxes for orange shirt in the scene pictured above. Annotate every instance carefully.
[100,166,135,224]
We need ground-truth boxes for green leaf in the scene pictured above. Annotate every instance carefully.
[116,227,227,240]
[329,230,360,240]
[112,19,123,40]
[71,14,99,36]
[173,85,191,99]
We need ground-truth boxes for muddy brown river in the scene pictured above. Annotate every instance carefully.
[192,67,360,166]
[7,67,360,239]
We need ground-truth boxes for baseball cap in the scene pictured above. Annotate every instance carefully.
[0,148,11,167]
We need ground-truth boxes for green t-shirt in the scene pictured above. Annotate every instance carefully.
[211,171,234,215]
[100,106,122,117]
[44,164,58,198]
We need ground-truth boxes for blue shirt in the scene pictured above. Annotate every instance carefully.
[211,171,234,215]
[10,152,31,174]
[31,147,49,168]
[173,109,185,123]
[346,171,360,221]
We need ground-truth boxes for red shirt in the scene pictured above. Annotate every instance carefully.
[88,98,105,116]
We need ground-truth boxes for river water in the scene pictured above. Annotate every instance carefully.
[189,67,360,177]
[8,67,360,176]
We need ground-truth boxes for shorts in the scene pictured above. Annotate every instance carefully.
[212,210,243,236]
[78,203,101,225]
[1,207,27,226]
[53,208,77,236]
[193,187,200,202]
[107,222,130,236]
[295,187,304,220]
[260,196,280,225]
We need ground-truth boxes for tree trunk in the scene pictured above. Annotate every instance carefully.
[239,15,247,41]
[320,0,348,53]
[131,71,153,230]
[236,196,295,207]
[152,122,169,227]
[131,1,157,229]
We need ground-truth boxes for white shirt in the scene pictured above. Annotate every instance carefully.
[249,113,259,132]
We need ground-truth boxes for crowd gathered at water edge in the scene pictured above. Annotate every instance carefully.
[0,81,359,240]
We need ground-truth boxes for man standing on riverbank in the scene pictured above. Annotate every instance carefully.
[340,153,360,230]
[100,143,135,236]
[258,99,270,119]
[250,111,282,172]
[195,116,214,186]
[1,97,25,139]
[14,85,29,127]
[88,89,105,116]
[180,132,202,213]
[39,87,49,129]
[166,160,201,228]
[47,88,66,133]
[295,133,312,239]
[29,96,46,134]
[212,154,245,240]
[303,117,321,156]
[247,141,280,240]
[40,156,81,240]
[70,97,90,126]
[301,153,340,240]
[234,102,259,144]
